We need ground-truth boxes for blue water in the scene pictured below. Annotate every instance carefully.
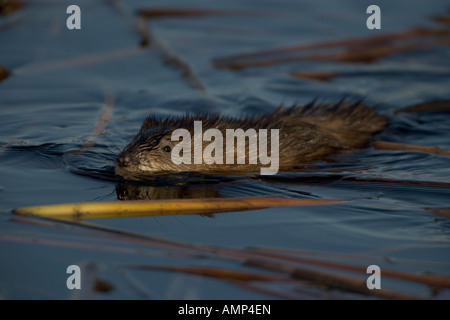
[0,0,449,299]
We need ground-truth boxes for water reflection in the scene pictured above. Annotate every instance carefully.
[116,182,222,200]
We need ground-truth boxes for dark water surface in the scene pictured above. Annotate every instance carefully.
[0,0,449,299]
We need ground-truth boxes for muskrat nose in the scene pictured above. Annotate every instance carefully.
[117,154,131,167]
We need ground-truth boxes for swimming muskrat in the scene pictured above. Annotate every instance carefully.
[116,101,387,179]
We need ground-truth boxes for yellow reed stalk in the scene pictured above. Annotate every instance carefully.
[13,197,344,221]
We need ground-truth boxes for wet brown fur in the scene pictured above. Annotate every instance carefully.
[116,101,387,178]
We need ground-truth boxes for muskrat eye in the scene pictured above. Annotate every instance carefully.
[163,145,171,152]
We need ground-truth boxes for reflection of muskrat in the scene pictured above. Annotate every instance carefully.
[116,101,387,179]
[116,184,221,200]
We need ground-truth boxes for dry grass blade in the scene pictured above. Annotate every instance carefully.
[10,216,208,254]
[290,70,340,82]
[125,265,285,282]
[395,100,450,113]
[0,65,11,81]
[216,43,422,69]
[200,244,450,291]
[329,44,416,63]
[153,40,206,91]
[15,47,144,74]
[124,264,308,299]
[134,6,249,90]
[259,174,450,188]
[374,141,450,156]
[425,207,450,219]
[0,232,155,255]
[241,247,450,289]
[431,10,450,25]
[137,8,245,19]
[82,93,115,148]
[171,245,442,297]
[246,259,422,300]
[125,264,307,299]
[0,0,24,15]
[341,176,450,187]
[215,28,431,63]
[134,10,206,91]
[213,27,446,69]
[248,246,450,269]
[13,196,345,221]
[249,246,387,263]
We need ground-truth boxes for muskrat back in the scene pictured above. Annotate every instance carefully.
[115,101,387,179]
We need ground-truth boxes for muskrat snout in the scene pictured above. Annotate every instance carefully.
[115,153,127,177]
[115,151,141,179]
[116,153,131,168]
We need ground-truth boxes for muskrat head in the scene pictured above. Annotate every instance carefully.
[115,121,181,178]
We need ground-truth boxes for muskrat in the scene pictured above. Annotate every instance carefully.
[115,101,387,179]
